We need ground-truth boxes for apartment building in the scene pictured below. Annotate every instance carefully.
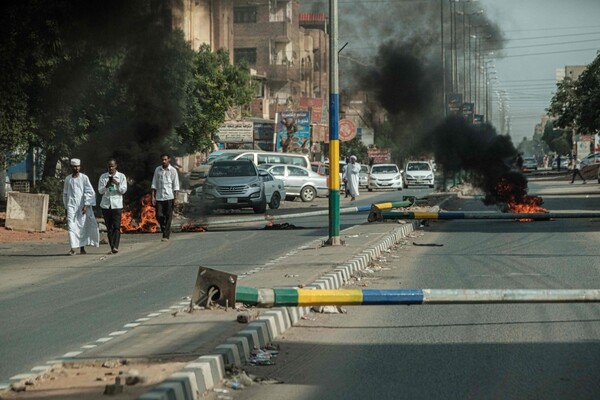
[232,0,329,120]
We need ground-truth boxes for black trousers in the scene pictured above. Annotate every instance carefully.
[102,207,122,250]
[155,199,174,239]
[571,168,585,182]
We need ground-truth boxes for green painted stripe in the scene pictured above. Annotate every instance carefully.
[274,288,299,306]
[329,190,340,237]
[236,286,259,304]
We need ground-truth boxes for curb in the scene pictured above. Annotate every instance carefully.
[136,222,418,399]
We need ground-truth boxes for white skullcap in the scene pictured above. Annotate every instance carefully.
[350,155,357,160]
[70,158,81,166]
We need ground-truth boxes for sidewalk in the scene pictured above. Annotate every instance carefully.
[1,200,437,400]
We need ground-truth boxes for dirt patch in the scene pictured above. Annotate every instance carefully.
[0,360,187,400]
[0,212,66,243]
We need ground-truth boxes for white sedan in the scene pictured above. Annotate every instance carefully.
[367,164,403,191]
[259,164,328,202]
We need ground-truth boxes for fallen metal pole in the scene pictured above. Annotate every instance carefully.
[368,198,415,222]
[373,210,600,222]
[192,268,600,308]
[200,205,372,227]
[235,287,600,307]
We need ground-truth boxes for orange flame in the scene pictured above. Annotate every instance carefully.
[495,178,548,221]
[121,194,159,233]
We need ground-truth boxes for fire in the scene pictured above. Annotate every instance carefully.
[181,223,206,232]
[495,177,548,221]
[121,194,159,233]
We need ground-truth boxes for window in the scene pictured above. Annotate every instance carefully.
[234,7,257,23]
[270,166,285,176]
[289,166,308,177]
[234,48,257,65]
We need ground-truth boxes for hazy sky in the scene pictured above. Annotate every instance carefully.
[479,0,600,143]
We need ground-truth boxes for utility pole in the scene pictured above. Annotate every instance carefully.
[326,0,341,246]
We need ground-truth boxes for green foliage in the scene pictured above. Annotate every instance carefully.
[176,45,256,154]
[541,120,571,155]
[340,138,368,163]
[32,177,66,219]
[548,52,600,136]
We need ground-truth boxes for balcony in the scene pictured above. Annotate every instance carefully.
[266,64,300,83]
[270,20,292,42]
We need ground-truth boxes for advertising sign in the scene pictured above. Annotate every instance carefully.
[446,93,463,116]
[299,97,323,124]
[276,111,311,153]
[368,148,392,164]
[462,103,474,124]
[339,119,357,142]
[216,121,254,143]
[253,122,275,151]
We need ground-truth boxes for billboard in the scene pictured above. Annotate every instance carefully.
[216,121,253,143]
[368,148,392,164]
[276,111,311,153]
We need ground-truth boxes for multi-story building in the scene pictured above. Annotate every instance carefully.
[232,1,329,120]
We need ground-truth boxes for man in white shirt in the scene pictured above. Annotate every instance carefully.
[98,158,127,254]
[151,153,180,241]
[63,158,99,255]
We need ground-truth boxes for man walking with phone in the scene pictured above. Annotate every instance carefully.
[98,158,127,254]
[151,153,180,241]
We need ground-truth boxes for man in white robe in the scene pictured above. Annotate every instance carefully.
[344,155,361,201]
[63,158,99,255]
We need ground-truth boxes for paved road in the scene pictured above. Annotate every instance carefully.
[233,178,600,400]
[0,187,431,385]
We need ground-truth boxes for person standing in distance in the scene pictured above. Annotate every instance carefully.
[63,158,99,255]
[151,153,180,241]
[98,159,127,254]
[344,155,361,201]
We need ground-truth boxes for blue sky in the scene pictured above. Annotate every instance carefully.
[480,0,600,143]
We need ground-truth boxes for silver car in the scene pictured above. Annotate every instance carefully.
[201,160,269,213]
[368,164,403,191]
[260,164,328,202]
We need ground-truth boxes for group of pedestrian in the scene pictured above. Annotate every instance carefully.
[62,154,179,256]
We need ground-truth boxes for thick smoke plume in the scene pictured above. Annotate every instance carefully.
[429,116,528,208]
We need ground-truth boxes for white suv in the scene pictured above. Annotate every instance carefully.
[403,161,435,188]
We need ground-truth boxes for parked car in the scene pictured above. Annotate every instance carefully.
[259,164,328,202]
[359,164,369,189]
[200,160,277,213]
[551,157,569,170]
[403,161,435,188]
[368,164,403,191]
[521,157,538,171]
[580,152,600,168]
[210,150,311,169]
[310,162,330,176]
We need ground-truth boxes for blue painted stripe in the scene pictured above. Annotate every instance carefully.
[330,93,339,141]
[438,212,465,220]
[362,289,424,305]
[357,205,372,212]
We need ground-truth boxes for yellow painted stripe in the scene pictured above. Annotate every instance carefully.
[297,289,363,306]
[413,212,440,220]
[329,140,340,188]
[373,202,393,210]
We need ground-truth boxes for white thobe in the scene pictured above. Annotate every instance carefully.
[63,173,99,248]
[344,162,361,197]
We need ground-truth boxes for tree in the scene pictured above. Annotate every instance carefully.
[175,45,255,154]
[541,120,571,155]
[548,52,600,136]
[340,137,368,163]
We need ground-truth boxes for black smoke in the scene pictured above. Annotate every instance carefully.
[428,116,528,207]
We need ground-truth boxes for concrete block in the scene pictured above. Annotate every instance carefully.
[183,362,214,393]
[237,329,260,351]
[226,336,250,361]
[195,355,224,385]
[6,192,49,232]
[214,343,241,367]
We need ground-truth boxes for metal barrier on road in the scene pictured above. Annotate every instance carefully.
[370,210,600,222]
[192,268,600,308]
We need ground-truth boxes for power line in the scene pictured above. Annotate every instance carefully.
[505,31,600,41]
[501,47,599,58]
